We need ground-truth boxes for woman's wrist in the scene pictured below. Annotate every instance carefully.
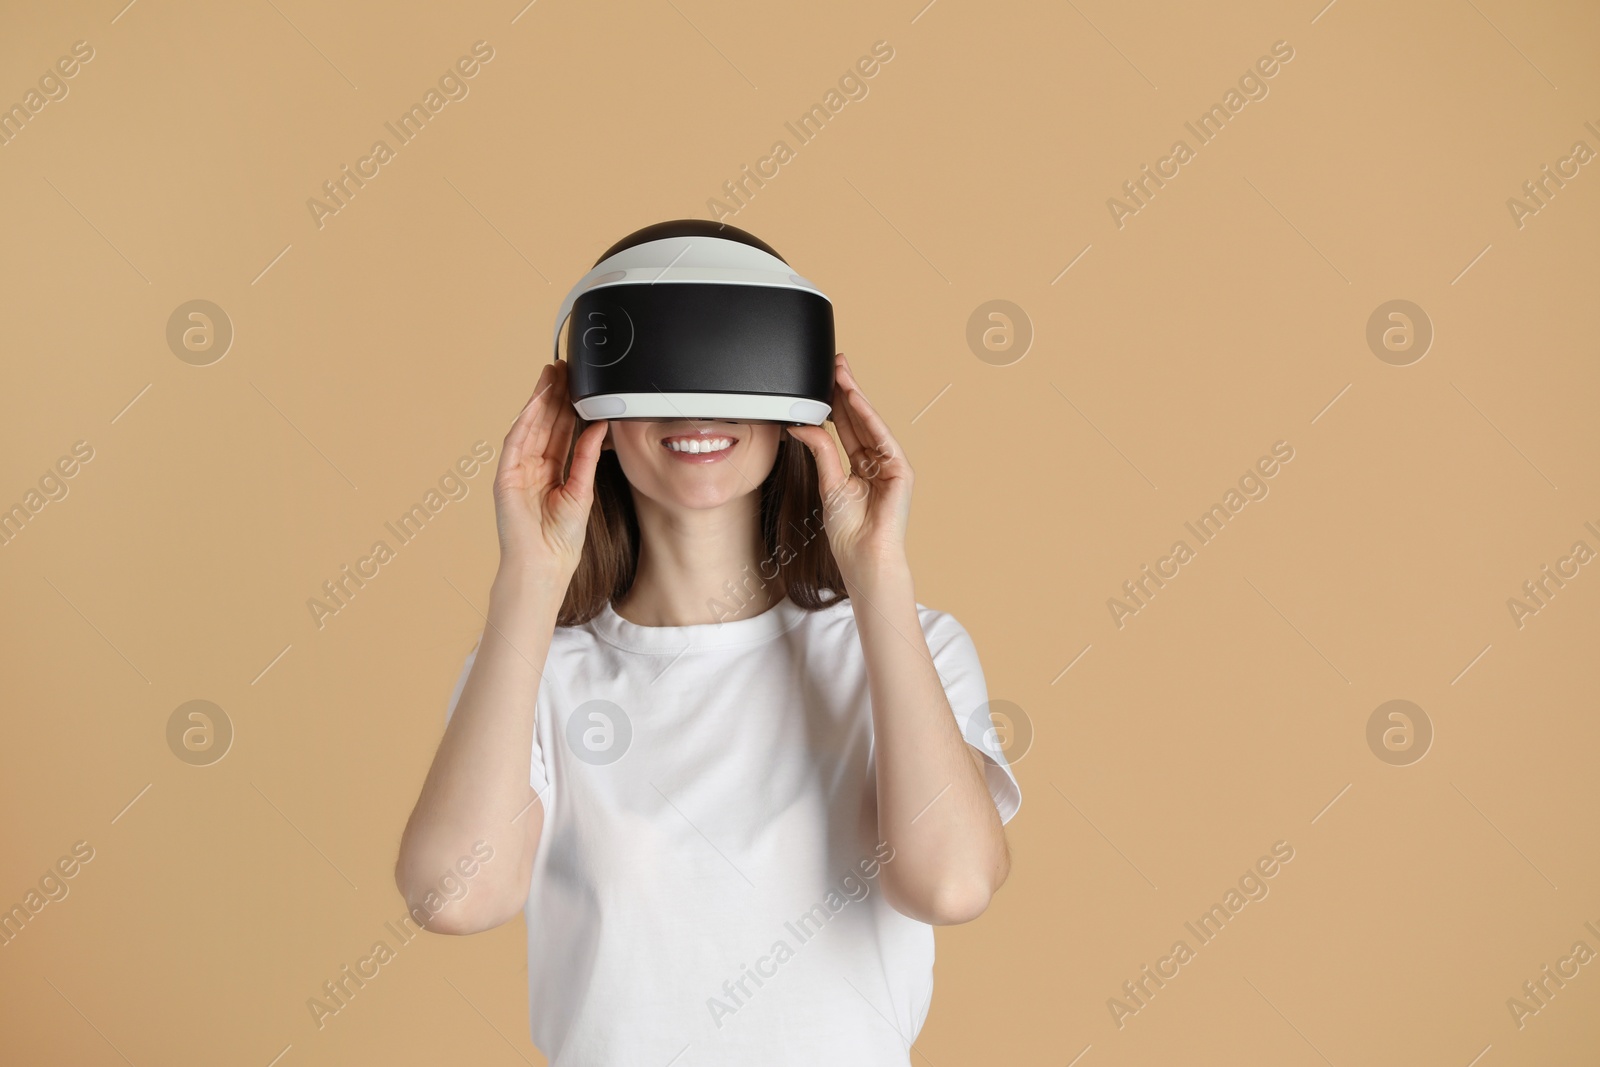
[491,558,572,608]
[842,551,914,601]
[476,566,568,663]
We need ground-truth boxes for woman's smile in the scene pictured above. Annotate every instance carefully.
[659,429,738,463]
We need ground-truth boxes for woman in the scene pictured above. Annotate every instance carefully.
[395,222,1021,1065]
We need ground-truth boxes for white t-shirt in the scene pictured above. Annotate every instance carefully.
[444,592,1021,1066]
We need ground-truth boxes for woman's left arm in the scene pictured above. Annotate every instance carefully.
[787,354,1011,926]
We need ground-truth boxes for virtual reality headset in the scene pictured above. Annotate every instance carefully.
[550,221,836,425]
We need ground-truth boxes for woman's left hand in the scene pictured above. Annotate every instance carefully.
[786,353,914,586]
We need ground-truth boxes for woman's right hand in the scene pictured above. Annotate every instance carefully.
[492,360,609,582]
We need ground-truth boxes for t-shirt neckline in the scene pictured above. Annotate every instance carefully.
[589,592,818,653]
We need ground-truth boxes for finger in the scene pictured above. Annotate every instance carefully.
[835,388,883,478]
[785,425,849,502]
[831,354,877,453]
[559,420,609,503]
[544,375,578,469]
[836,350,858,389]
[827,362,868,468]
[837,351,870,404]
[499,364,554,478]
[844,384,909,478]
[521,361,566,466]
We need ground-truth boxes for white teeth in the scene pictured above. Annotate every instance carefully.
[665,437,732,454]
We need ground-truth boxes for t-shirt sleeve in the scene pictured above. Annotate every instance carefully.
[444,634,551,797]
[922,609,1022,825]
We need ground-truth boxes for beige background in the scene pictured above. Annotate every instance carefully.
[2,0,1597,1064]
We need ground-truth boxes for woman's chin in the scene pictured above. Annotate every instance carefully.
[640,475,758,513]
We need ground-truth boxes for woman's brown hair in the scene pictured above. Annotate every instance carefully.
[553,219,846,626]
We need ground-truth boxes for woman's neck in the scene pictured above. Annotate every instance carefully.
[614,492,783,627]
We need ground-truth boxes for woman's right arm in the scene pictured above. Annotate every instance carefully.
[393,360,607,934]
